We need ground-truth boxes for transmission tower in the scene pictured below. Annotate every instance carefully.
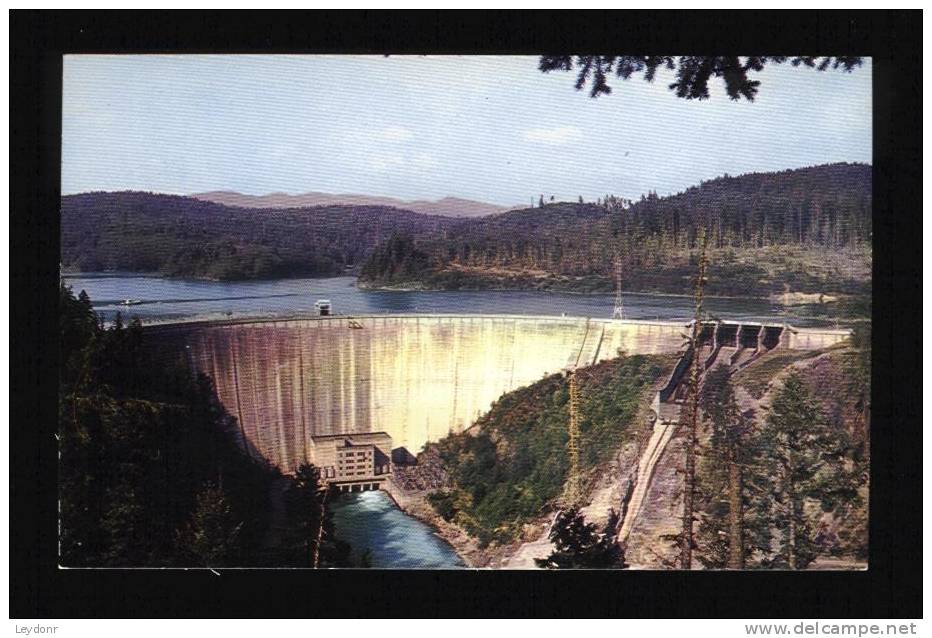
[612,255,625,320]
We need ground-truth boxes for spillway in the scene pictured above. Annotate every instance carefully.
[146,314,848,473]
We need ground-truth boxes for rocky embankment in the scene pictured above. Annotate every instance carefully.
[386,367,671,569]
[387,342,868,571]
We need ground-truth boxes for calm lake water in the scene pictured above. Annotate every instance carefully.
[62,273,820,326]
[62,272,822,568]
[330,491,465,569]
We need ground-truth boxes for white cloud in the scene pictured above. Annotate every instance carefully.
[412,152,439,170]
[522,125,583,145]
[368,152,406,173]
[377,126,413,142]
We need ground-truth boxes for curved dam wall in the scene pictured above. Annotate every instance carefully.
[148,315,686,471]
[147,314,849,473]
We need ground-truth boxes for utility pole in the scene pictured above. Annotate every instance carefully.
[680,225,708,570]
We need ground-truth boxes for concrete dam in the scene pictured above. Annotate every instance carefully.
[147,314,848,473]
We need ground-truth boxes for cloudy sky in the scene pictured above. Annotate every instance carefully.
[62,55,872,206]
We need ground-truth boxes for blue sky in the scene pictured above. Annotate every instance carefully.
[62,55,872,206]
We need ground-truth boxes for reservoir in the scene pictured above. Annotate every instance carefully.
[329,491,465,568]
[61,273,822,326]
[65,273,836,568]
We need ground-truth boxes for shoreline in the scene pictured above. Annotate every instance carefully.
[357,279,774,301]
[381,479,480,568]
[64,271,860,306]
[382,478,534,569]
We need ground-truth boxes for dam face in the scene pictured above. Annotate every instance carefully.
[149,315,685,471]
[147,315,848,473]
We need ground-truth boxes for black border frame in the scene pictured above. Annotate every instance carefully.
[10,10,922,618]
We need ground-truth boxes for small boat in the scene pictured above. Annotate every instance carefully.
[120,299,143,306]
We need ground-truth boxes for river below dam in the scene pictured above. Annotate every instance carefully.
[61,272,826,326]
[329,491,465,568]
[63,273,826,568]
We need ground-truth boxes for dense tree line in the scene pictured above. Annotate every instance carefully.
[63,164,870,298]
[608,163,871,252]
[694,362,868,570]
[59,284,353,567]
[63,163,870,297]
[61,191,459,281]
[360,163,872,297]
[358,234,432,285]
[59,283,273,565]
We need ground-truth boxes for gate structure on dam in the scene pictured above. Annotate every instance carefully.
[616,319,847,542]
[145,314,849,475]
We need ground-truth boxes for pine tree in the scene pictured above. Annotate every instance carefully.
[280,463,351,568]
[697,364,750,569]
[760,372,852,569]
[176,483,243,567]
[284,463,328,567]
[535,508,625,569]
[679,224,708,569]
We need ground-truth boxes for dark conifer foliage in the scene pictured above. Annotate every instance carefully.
[58,283,357,567]
[696,364,756,569]
[694,364,868,570]
[358,234,432,285]
[175,484,244,566]
[534,508,625,569]
[757,372,860,570]
[59,283,277,566]
[360,163,872,296]
[60,191,459,280]
[62,164,871,298]
[539,56,863,100]
[278,464,351,568]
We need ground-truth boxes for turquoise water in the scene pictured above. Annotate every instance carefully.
[329,491,466,569]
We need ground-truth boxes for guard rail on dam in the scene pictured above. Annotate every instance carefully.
[145,314,850,473]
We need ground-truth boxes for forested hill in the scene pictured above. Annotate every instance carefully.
[61,163,871,294]
[60,191,461,280]
[360,163,872,297]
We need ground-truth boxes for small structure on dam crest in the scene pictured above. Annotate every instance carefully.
[146,314,849,474]
[309,432,393,492]
[617,319,848,542]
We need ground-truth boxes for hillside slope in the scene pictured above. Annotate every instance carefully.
[422,354,670,550]
[402,339,868,569]
[624,345,869,569]
[62,163,871,295]
[359,163,872,297]
[61,191,460,280]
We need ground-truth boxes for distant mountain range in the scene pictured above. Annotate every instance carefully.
[62,163,872,297]
[192,191,514,218]
[61,192,459,281]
